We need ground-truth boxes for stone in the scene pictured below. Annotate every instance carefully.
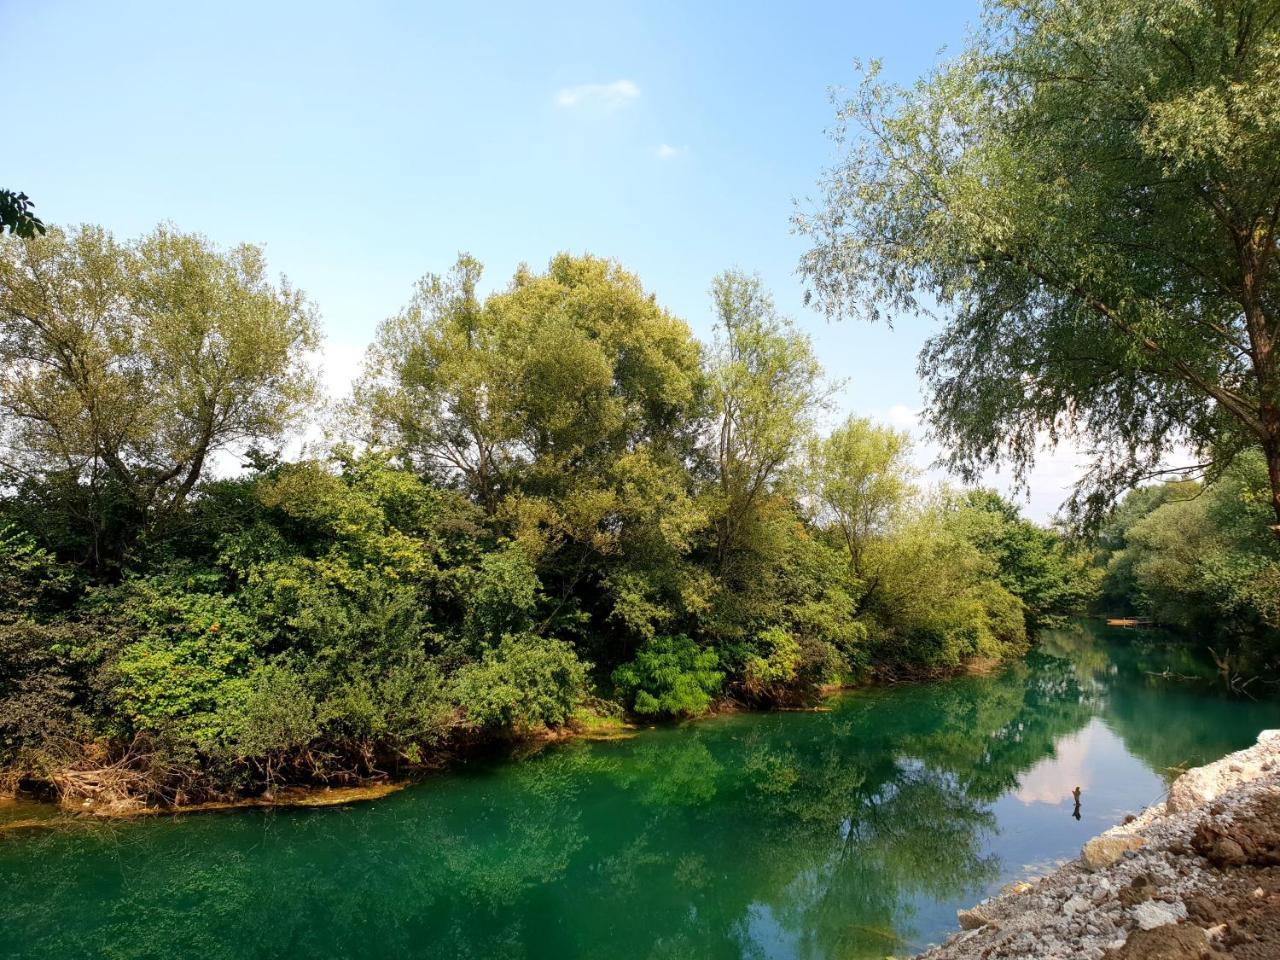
[1166,770,1221,814]
[1209,837,1246,867]
[1081,834,1147,871]
[1063,894,1090,916]
[1001,879,1034,896]
[1131,899,1186,931]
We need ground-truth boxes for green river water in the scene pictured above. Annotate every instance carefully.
[2,621,1279,960]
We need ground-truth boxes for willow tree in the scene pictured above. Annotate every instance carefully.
[0,225,319,541]
[796,0,1280,533]
[810,415,914,591]
[708,270,830,562]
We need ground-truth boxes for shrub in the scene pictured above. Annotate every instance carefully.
[463,542,541,644]
[317,650,452,761]
[741,627,801,700]
[612,634,723,717]
[0,619,87,766]
[109,579,264,750]
[451,633,588,731]
[229,662,319,760]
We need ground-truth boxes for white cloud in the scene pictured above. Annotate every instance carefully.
[656,143,686,159]
[554,80,640,110]
[885,404,919,430]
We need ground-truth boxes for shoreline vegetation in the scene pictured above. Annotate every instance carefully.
[0,234,1104,815]
[2,0,1279,827]
[0,234,1276,819]
[0,655,1012,821]
[0,620,1240,822]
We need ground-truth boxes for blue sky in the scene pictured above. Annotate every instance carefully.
[6,0,1085,518]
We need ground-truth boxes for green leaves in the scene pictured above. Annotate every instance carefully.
[0,190,45,239]
[0,224,320,554]
[809,416,915,581]
[452,634,589,731]
[110,580,263,750]
[1097,452,1280,664]
[0,227,1114,802]
[612,634,723,717]
[798,0,1280,530]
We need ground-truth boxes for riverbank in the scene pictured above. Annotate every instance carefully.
[0,668,965,818]
[0,709,645,820]
[913,730,1280,960]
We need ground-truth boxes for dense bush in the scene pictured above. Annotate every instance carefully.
[859,500,1034,674]
[452,634,589,730]
[612,635,724,717]
[1096,453,1280,672]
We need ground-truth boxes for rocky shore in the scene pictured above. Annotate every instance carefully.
[913,731,1280,960]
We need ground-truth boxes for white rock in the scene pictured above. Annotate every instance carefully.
[1063,895,1089,916]
[1132,900,1186,930]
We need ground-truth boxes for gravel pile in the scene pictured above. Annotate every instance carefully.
[911,730,1280,960]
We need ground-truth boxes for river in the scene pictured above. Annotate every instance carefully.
[2,621,1278,959]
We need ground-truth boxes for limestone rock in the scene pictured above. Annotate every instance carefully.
[1131,899,1186,931]
[1063,894,1090,916]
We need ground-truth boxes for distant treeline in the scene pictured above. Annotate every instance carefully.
[0,228,1096,805]
[1094,453,1280,676]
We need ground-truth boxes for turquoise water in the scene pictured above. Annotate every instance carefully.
[3,622,1278,959]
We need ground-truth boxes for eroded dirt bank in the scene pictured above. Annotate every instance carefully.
[912,730,1280,960]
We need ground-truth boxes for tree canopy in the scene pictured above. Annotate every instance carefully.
[796,0,1280,533]
[0,225,319,563]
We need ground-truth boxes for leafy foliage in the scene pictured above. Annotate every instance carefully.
[0,190,45,239]
[796,0,1280,532]
[612,634,724,717]
[1097,453,1280,670]
[0,225,319,567]
[453,634,589,730]
[0,236,1095,801]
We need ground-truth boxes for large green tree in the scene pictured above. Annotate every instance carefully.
[358,254,709,651]
[797,0,1280,533]
[0,225,319,547]
[707,270,830,565]
[808,415,914,595]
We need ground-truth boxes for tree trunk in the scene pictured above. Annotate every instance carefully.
[1267,441,1280,538]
